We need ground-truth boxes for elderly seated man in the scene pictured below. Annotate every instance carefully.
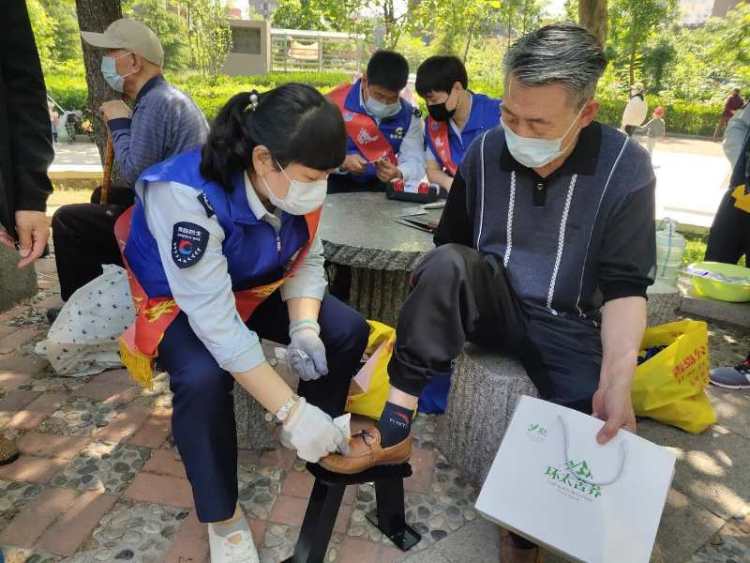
[321,23,657,563]
[50,18,208,315]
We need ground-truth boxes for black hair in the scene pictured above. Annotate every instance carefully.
[415,55,469,98]
[366,50,409,92]
[200,82,345,191]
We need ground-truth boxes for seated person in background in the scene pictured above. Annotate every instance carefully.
[327,50,425,194]
[706,103,750,390]
[416,55,502,192]
[322,24,656,563]
[50,18,208,311]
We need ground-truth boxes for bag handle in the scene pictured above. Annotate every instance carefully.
[558,415,628,487]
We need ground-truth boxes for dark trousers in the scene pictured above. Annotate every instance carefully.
[387,243,603,548]
[52,186,134,301]
[388,244,602,407]
[157,291,369,523]
[705,189,750,264]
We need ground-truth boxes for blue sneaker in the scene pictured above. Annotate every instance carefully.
[710,356,750,389]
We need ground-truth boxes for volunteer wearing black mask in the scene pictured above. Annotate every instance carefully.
[416,56,502,192]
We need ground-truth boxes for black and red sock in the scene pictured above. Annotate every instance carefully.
[377,402,413,447]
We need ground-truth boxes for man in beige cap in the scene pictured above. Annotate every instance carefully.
[50,18,208,316]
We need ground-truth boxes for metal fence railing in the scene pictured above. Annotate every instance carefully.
[270,28,367,73]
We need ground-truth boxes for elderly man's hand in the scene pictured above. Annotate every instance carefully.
[592,377,637,444]
[14,211,50,269]
[374,158,402,183]
[100,100,132,121]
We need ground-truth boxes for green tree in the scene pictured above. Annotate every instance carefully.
[608,0,678,86]
[180,0,232,79]
[26,0,56,71]
[579,0,607,45]
[411,0,503,59]
[642,36,675,92]
[271,0,367,34]
[124,0,188,69]
[40,0,82,63]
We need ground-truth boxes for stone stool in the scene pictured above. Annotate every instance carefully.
[437,344,538,488]
[0,244,37,313]
[233,340,296,452]
[646,282,682,326]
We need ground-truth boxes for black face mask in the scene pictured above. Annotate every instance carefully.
[427,101,456,122]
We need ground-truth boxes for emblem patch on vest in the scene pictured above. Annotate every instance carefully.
[171,222,209,269]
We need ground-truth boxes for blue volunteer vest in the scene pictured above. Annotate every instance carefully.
[424,93,502,170]
[124,149,311,299]
[343,79,415,184]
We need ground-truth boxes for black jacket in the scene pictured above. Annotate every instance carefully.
[0,0,53,237]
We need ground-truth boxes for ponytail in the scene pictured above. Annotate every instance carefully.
[200,83,346,192]
[200,90,262,190]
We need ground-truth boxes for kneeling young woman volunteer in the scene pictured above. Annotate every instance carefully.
[119,83,369,562]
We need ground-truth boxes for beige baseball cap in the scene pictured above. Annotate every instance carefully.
[81,18,164,67]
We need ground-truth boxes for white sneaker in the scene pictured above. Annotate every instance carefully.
[208,522,260,563]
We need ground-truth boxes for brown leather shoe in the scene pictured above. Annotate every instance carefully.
[318,427,412,474]
[0,433,19,466]
[500,529,543,563]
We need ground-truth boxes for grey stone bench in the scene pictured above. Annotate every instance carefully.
[233,340,296,452]
[0,245,37,313]
[436,298,683,489]
[437,344,538,488]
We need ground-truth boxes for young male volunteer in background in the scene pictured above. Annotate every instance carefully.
[416,55,502,193]
[327,50,425,193]
[322,24,657,563]
[50,18,208,314]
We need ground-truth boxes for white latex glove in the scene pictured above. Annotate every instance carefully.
[279,397,348,462]
[288,320,328,381]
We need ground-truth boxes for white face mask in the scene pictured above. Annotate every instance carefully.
[365,94,401,119]
[261,163,327,216]
[502,104,587,169]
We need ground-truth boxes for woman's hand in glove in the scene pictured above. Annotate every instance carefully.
[287,320,328,381]
[279,397,348,462]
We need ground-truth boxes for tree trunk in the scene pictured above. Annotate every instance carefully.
[578,0,608,45]
[75,0,123,181]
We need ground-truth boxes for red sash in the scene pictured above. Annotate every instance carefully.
[426,116,458,176]
[328,83,406,191]
[114,205,321,388]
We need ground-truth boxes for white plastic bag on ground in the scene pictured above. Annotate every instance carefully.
[35,265,134,377]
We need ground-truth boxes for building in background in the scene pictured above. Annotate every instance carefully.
[680,0,742,26]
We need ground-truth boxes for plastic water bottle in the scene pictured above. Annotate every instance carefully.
[655,219,686,288]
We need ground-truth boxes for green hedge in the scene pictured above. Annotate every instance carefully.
[45,70,723,137]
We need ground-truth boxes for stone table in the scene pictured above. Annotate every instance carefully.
[319,192,439,326]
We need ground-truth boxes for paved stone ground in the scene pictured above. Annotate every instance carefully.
[0,254,748,562]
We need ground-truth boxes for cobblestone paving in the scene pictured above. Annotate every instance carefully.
[0,256,747,562]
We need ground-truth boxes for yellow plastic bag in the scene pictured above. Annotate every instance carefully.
[346,320,395,420]
[632,319,716,433]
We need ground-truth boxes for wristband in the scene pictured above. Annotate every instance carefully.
[274,394,301,423]
[289,319,320,336]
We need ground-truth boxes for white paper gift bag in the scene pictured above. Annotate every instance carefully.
[476,396,676,563]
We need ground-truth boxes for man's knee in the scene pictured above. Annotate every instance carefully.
[413,243,481,285]
[51,204,77,233]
